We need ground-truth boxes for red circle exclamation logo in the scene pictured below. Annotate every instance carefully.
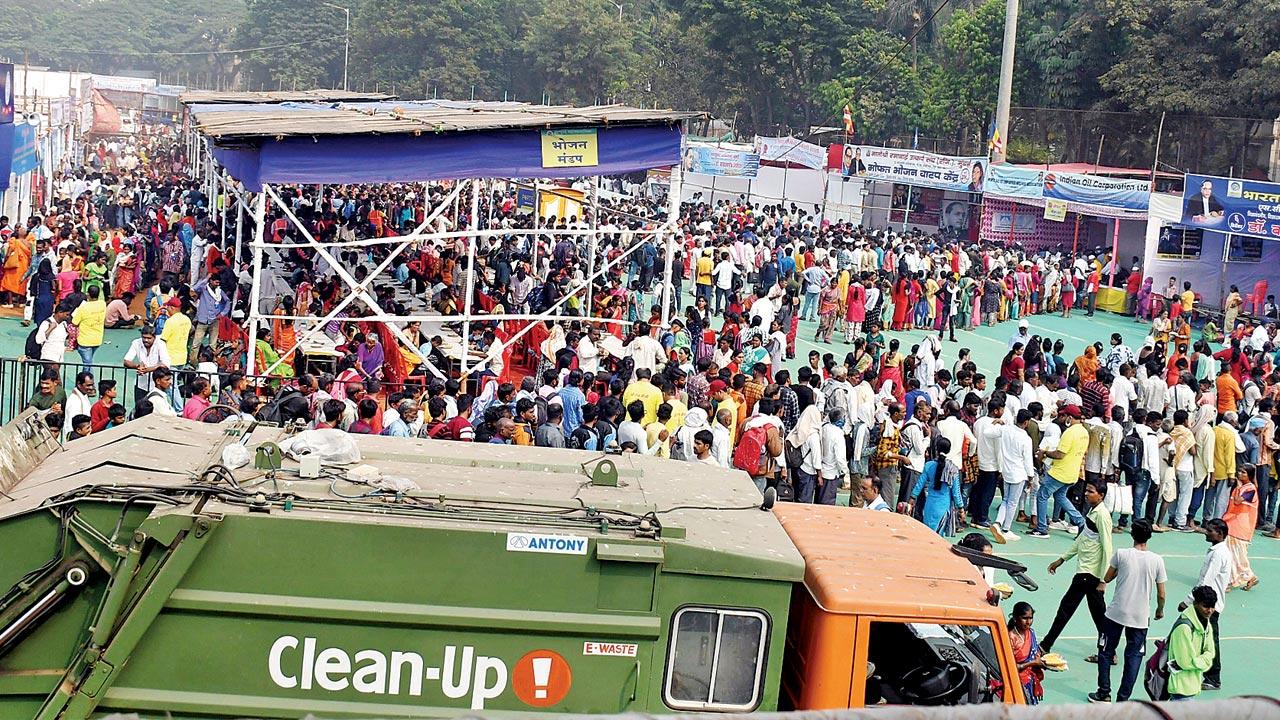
[512,649,572,707]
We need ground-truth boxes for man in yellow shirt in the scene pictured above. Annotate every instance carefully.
[71,285,107,364]
[694,250,714,305]
[621,368,663,426]
[1209,412,1245,518]
[1180,281,1196,316]
[160,298,193,367]
[710,379,738,442]
[1031,404,1088,537]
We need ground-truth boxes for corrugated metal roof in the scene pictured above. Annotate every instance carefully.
[189,100,701,140]
[179,89,396,105]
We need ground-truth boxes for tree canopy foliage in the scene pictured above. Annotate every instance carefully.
[3,0,1277,165]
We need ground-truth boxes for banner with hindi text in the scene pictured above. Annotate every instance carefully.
[852,146,987,193]
[1181,174,1280,242]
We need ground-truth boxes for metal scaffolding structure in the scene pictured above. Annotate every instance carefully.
[180,95,692,380]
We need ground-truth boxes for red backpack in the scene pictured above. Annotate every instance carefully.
[733,424,770,476]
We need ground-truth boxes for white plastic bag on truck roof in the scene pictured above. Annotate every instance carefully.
[277,429,362,465]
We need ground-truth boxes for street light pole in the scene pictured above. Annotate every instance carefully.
[608,0,623,20]
[992,0,1018,164]
[323,3,351,91]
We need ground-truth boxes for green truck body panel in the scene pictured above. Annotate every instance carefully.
[0,413,803,719]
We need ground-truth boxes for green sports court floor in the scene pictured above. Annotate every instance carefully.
[1,300,1276,704]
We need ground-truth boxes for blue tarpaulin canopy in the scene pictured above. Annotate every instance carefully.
[187,99,696,191]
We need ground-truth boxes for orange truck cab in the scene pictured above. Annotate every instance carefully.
[774,504,1025,708]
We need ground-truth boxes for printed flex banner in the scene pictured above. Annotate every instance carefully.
[681,144,760,178]
[1181,174,1280,241]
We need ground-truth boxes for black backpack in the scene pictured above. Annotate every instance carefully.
[1118,431,1144,473]
[24,324,43,358]
[260,389,305,424]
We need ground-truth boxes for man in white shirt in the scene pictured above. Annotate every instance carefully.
[971,398,1005,526]
[1181,518,1231,689]
[818,406,849,505]
[1110,364,1138,416]
[141,367,178,417]
[938,400,977,470]
[987,408,1036,542]
[34,303,72,364]
[122,325,173,408]
[1141,369,1167,414]
[63,371,97,437]
[625,331,665,375]
[577,328,601,374]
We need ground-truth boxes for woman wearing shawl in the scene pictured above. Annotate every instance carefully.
[28,259,57,326]
[1008,602,1046,704]
[1073,345,1100,383]
[1135,277,1154,321]
[112,242,139,297]
[672,407,710,462]
[1223,463,1260,590]
[910,436,965,535]
[1168,411,1198,531]
[537,323,566,380]
[786,405,823,503]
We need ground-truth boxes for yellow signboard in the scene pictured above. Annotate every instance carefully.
[541,128,599,169]
[1043,199,1068,222]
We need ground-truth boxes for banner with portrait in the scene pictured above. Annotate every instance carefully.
[888,185,941,225]
[753,135,826,170]
[851,146,987,193]
[1155,226,1204,259]
[682,144,760,178]
[1181,174,1280,242]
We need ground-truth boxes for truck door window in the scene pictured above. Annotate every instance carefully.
[862,621,1005,706]
[664,607,768,711]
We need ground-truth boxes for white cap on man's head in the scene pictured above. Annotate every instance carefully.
[1019,319,1029,329]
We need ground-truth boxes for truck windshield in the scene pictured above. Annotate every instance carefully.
[863,621,1006,706]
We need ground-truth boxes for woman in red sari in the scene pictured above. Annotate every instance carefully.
[890,274,911,331]
[1008,601,1046,704]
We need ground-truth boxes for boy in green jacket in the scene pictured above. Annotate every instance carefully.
[1168,585,1217,700]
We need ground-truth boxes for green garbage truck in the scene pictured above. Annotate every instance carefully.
[0,410,1024,718]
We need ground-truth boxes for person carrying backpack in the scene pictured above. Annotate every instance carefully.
[733,398,784,494]
[1164,585,1218,700]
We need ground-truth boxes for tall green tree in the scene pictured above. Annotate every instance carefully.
[235,0,348,90]
[519,0,640,105]
[818,29,923,143]
[673,0,877,134]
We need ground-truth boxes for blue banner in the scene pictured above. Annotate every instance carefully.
[0,63,12,125]
[1043,171,1149,211]
[0,123,13,189]
[11,123,38,176]
[1181,174,1280,242]
[681,145,759,178]
[985,165,1043,199]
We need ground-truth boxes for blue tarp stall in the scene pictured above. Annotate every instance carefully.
[186,100,694,191]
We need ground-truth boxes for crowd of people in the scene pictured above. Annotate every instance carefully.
[4,125,1278,705]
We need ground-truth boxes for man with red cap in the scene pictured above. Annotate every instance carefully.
[159,297,192,367]
[709,379,738,442]
[1030,404,1089,538]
